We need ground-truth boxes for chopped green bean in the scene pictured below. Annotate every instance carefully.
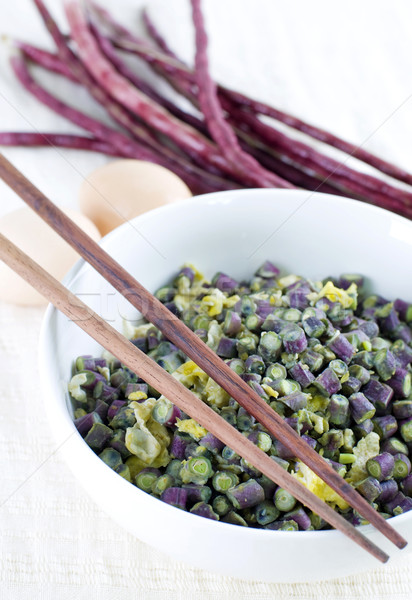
[274,488,296,512]
[69,262,412,530]
[212,470,239,493]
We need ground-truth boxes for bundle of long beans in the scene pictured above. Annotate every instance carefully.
[2,0,412,215]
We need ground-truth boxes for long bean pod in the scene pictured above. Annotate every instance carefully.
[141,5,412,189]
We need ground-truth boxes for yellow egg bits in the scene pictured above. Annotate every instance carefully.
[292,432,380,510]
[292,461,350,510]
[124,359,230,476]
[308,281,358,310]
[173,360,230,409]
[125,398,171,475]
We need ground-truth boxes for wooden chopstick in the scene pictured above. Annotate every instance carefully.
[0,231,390,563]
[0,153,406,552]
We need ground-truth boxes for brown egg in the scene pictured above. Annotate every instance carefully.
[78,160,192,236]
[0,207,101,306]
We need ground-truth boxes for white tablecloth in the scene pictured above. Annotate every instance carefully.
[1,1,412,598]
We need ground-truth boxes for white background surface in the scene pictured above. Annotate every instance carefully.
[1,1,412,598]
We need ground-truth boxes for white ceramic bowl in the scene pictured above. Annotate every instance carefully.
[39,189,412,583]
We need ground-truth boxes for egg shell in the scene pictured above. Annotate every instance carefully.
[78,159,192,236]
[0,207,101,306]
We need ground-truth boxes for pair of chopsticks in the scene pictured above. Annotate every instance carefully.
[0,153,406,563]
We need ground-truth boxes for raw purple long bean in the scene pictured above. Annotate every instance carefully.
[135,9,412,216]
[10,53,224,194]
[115,34,412,216]
[89,20,209,140]
[229,107,412,217]
[142,5,412,189]
[65,1,279,186]
[16,41,78,82]
[223,87,412,188]
[190,0,293,189]
[3,0,412,220]
[0,131,118,154]
[32,0,233,191]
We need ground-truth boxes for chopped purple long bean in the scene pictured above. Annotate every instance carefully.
[68,261,412,528]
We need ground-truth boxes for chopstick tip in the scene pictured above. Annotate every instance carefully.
[396,537,408,550]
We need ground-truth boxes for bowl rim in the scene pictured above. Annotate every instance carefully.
[38,187,412,542]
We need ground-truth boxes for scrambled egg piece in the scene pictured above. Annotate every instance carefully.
[128,391,148,401]
[125,427,161,465]
[262,384,279,399]
[184,262,205,284]
[125,398,170,466]
[306,394,329,413]
[203,377,230,407]
[200,288,241,317]
[174,293,194,312]
[200,288,226,316]
[151,447,171,468]
[172,361,230,409]
[68,373,88,402]
[123,321,156,340]
[206,321,222,352]
[125,455,148,479]
[174,263,208,311]
[307,411,329,434]
[309,281,358,310]
[132,398,156,424]
[176,418,208,441]
[97,366,110,382]
[293,461,349,510]
[250,291,269,301]
[149,419,171,449]
[346,432,380,484]
[173,361,208,389]
[343,428,356,452]
[224,294,241,308]
[278,274,301,289]
[269,290,283,306]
